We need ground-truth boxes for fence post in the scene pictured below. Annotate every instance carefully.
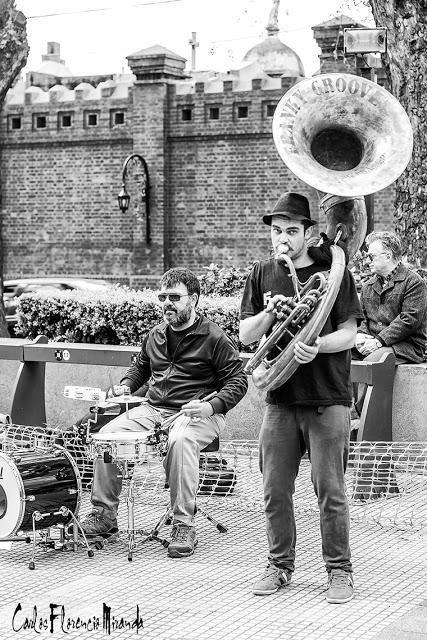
[10,335,48,426]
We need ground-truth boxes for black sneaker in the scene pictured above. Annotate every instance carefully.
[253,565,292,595]
[167,524,198,558]
[76,511,118,539]
[326,569,354,603]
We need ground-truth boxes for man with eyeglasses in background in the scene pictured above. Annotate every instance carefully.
[79,267,248,557]
[353,230,427,418]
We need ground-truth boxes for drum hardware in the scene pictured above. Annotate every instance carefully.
[87,425,228,558]
[104,393,147,421]
[65,385,111,445]
[86,456,162,562]
[118,459,145,561]
[88,432,162,561]
[145,425,169,457]
[0,445,98,569]
[140,446,232,549]
[26,512,95,571]
[71,391,222,559]
[139,500,228,550]
[65,385,146,447]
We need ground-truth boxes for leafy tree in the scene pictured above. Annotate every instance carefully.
[368,0,427,266]
[0,1,29,336]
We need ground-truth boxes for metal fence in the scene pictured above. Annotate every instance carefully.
[1,423,426,533]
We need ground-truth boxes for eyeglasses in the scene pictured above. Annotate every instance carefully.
[158,293,190,302]
[366,252,389,262]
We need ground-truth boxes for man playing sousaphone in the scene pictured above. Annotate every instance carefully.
[80,267,247,557]
[239,192,363,603]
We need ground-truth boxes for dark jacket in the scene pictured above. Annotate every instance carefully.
[121,313,248,413]
[359,263,427,363]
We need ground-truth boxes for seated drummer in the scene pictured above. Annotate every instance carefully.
[80,267,248,558]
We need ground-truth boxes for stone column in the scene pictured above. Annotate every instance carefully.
[127,46,187,286]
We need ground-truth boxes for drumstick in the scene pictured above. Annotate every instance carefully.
[162,392,217,429]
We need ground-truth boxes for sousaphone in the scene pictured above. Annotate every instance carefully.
[245,73,413,391]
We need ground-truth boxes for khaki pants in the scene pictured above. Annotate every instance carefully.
[90,402,225,526]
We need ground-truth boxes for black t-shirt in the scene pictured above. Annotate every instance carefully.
[240,258,363,407]
[166,319,198,357]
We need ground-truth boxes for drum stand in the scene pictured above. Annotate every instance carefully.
[30,508,96,570]
[114,461,228,561]
[139,500,228,552]
[114,459,159,562]
[0,511,95,570]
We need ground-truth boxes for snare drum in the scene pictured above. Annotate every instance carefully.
[91,432,156,463]
[0,446,81,537]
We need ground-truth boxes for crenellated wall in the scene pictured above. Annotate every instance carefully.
[0,17,397,286]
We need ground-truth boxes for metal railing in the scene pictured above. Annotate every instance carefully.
[0,335,395,440]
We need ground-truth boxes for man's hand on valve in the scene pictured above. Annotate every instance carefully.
[181,399,214,422]
[265,294,294,319]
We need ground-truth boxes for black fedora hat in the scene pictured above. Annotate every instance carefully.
[263,192,315,227]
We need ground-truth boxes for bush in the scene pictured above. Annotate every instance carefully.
[350,250,371,290]
[16,286,162,345]
[15,285,258,351]
[199,263,252,296]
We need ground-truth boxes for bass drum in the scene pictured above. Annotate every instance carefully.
[0,446,81,537]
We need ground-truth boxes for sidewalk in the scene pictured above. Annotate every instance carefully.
[0,488,426,640]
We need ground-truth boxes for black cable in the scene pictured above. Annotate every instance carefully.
[27,0,184,20]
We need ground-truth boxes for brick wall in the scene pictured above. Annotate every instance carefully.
[0,28,398,285]
[166,133,320,270]
[0,137,142,278]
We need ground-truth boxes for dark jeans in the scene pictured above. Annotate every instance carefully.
[259,403,352,574]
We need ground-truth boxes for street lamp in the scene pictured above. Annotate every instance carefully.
[117,153,151,244]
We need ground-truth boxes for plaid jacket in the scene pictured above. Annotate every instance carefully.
[359,263,427,363]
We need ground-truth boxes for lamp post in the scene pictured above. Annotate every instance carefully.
[117,153,151,244]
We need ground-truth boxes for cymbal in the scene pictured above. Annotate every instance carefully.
[105,395,146,405]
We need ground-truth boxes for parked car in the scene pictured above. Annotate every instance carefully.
[2,277,111,334]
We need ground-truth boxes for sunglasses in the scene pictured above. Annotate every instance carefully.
[158,293,190,302]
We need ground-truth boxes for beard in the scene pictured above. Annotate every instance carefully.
[163,300,193,328]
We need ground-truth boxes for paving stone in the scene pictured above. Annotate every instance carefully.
[0,441,426,640]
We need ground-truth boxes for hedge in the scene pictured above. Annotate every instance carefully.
[15,285,255,351]
[15,263,426,356]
